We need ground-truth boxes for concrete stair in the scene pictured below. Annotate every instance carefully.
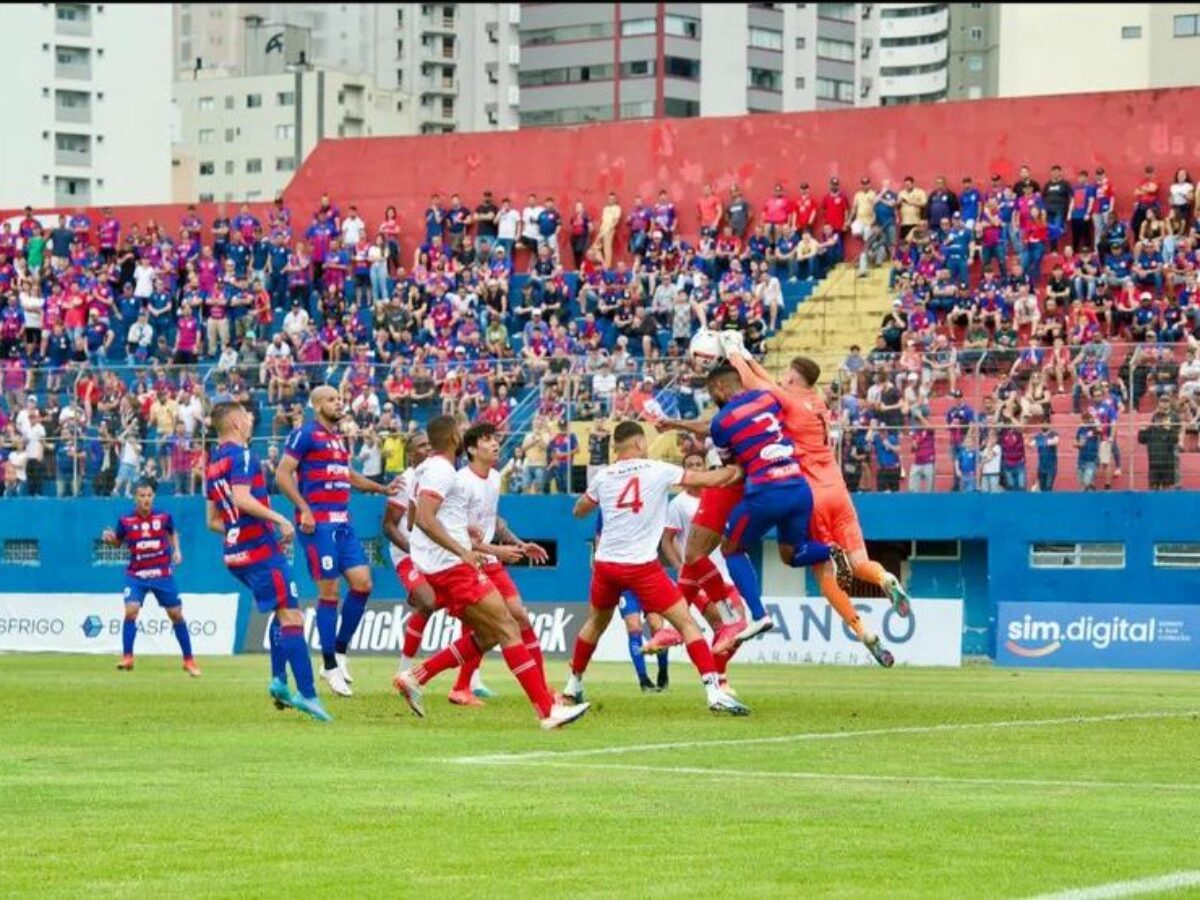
[764,264,893,379]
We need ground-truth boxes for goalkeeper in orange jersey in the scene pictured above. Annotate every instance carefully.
[718,331,912,667]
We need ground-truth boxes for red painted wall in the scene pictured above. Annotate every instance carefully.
[7,88,1199,249]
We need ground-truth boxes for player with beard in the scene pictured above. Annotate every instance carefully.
[275,385,396,698]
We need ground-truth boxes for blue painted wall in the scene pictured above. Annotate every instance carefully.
[2,493,1197,657]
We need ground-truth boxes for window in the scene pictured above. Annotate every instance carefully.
[245,158,263,174]
[911,540,961,560]
[55,133,89,152]
[1121,25,1142,39]
[881,3,942,17]
[225,127,236,142]
[664,56,700,79]
[277,91,295,106]
[518,103,614,126]
[246,93,262,108]
[1154,543,1200,568]
[198,192,214,203]
[224,160,234,175]
[519,63,616,87]
[817,2,854,21]
[748,67,782,91]
[968,55,983,72]
[748,26,783,51]
[794,76,806,89]
[882,31,950,48]
[521,22,613,45]
[664,14,700,38]
[620,100,655,118]
[197,128,214,144]
[224,96,234,110]
[198,161,214,176]
[2,539,40,566]
[1174,14,1199,37]
[795,36,806,49]
[198,96,214,111]
[816,76,853,103]
[276,156,296,172]
[621,18,656,37]
[816,37,855,61]
[622,59,654,77]
[663,98,700,117]
[969,26,983,41]
[1029,542,1126,570]
[275,124,294,140]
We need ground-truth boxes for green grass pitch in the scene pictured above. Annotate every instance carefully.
[0,656,1197,898]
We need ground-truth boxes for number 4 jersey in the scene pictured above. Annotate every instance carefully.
[585,458,684,565]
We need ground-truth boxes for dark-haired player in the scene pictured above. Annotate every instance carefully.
[564,420,749,715]
[101,481,200,676]
[205,401,331,722]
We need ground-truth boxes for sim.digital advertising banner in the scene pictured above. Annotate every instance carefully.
[997,602,1200,670]
[241,600,584,658]
[0,593,240,655]
[594,596,964,667]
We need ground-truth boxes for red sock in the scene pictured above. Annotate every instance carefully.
[453,647,482,693]
[677,572,702,607]
[520,625,547,683]
[683,558,731,604]
[685,638,718,677]
[413,633,480,686]
[571,636,597,677]
[502,644,554,718]
[713,651,731,675]
[403,610,429,659]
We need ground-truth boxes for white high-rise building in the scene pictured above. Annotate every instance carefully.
[0,3,172,209]
[173,3,522,133]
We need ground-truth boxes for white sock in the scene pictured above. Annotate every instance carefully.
[470,668,484,690]
[398,655,413,674]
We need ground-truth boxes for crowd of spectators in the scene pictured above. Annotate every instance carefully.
[1,160,1196,496]
[828,162,1199,492]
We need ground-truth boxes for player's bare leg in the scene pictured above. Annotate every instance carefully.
[680,525,746,618]
[846,548,911,618]
[658,599,749,715]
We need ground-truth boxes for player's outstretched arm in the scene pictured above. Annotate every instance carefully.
[350,469,393,496]
[496,517,549,564]
[682,465,743,489]
[656,417,709,437]
[573,494,598,518]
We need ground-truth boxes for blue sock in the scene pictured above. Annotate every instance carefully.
[316,599,338,669]
[790,541,831,568]
[281,624,316,699]
[122,616,137,656]
[627,631,649,682]
[334,589,369,654]
[268,616,287,681]
[656,650,669,680]
[725,552,766,620]
[172,620,194,660]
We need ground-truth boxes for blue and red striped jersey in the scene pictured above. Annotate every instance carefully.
[709,390,805,493]
[114,511,174,579]
[283,421,352,524]
[206,441,280,568]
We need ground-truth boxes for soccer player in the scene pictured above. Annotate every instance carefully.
[275,385,395,698]
[660,453,749,696]
[205,401,331,722]
[392,415,588,730]
[563,420,748,715]
[721,334,912,666]
[453,422,554,705]
[619,590,671,693]
[704,364,838,648]
[387,430,495,702]
[101,481,200,676]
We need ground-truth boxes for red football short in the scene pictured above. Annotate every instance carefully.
[483,561,520,601]
[693,484,745,534]
[425,563,496,619]
[590,560,683,615]
[394,557,430,595]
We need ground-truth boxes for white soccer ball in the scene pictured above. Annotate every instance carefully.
[689,329,725,368]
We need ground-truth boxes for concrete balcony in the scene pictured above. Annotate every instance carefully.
[878,39,947,68]
[55,60,92,81]
[879,66,948,98]
[55,146,92,168]
[878,5,949,40]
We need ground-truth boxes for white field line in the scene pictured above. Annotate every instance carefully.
[452,759,1200,794]
[1025,870,1200,900]
[443,709,1199,765]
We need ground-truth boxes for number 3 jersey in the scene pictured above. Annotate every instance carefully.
[709,389,806,494]
[585,458,683,565]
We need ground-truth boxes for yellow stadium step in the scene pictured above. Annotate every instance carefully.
[765,262,893,379]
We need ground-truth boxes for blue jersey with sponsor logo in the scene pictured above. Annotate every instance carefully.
[709,390,805,494]
[114,510,174,579]
[205,441,281,568]
[284,421,352,525]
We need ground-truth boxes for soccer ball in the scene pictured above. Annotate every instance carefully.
[689,329,725,367]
